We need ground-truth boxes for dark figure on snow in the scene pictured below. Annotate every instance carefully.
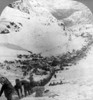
[14,79,23,99]
[0,77,15,100]
[21,80,31,96]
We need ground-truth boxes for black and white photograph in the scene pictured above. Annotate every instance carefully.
[0,0,93,100]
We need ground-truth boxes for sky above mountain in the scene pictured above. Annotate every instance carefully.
[75,0,93,13]
[0,0,93,15]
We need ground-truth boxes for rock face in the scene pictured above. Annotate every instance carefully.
[0,0,92,60]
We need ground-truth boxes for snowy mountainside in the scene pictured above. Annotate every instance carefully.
[0,0,92,100]
[0,4,92,57]
[8,0,30,14]
[0,0,92,75]
[0,19,22,34]
[0,0,92,80]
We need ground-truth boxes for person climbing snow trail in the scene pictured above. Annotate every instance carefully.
[14,79,23,99]
[0,76,19,100]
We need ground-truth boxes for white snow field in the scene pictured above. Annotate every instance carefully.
[0,0,93,100]
[0,0,93,58]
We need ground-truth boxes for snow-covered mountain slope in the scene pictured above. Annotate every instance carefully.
[0,0,93,100]
[0,0,92,59]
[0,0,92,84]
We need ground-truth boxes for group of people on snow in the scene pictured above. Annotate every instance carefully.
[0,76,37,100]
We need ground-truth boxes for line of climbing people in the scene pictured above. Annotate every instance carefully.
[14,78,32,99]
[0,76,45,100]
[0,76,33,100]
[0,68,56,100]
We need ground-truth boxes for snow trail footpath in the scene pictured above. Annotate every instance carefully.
[21,84,93,100]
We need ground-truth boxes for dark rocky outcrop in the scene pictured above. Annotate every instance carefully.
[29,68,55,87]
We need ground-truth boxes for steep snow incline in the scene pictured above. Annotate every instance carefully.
[0,0,92,59]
